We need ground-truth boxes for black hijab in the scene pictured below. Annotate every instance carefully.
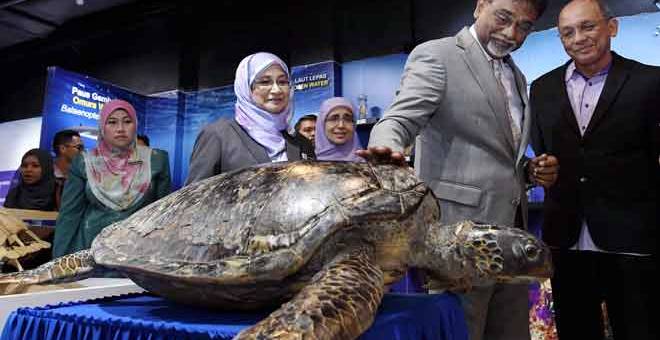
[4,148,57,211]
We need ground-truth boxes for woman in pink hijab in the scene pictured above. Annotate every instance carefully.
[53,99,171,257]
[315,97,364,162]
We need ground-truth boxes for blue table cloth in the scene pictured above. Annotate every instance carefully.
[1,293,468,340]
[390,268,427,294]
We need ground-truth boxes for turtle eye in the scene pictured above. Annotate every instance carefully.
[524,244,539,259]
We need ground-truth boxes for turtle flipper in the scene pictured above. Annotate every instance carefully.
[235,247,384,340]
[0,249,98,295]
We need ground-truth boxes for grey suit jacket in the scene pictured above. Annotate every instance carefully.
[185,118,301,185]
[369,27,531,229]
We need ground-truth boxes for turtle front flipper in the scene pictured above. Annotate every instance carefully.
[0,249,99,295]
[235,247,384,340]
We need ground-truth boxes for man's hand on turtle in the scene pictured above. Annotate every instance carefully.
[355,146,407,166]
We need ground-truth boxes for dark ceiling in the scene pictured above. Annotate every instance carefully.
[0,0,657,124]
[0,0,140,51]
[1,0,658,55]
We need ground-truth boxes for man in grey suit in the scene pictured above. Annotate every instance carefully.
[359,0,558,339]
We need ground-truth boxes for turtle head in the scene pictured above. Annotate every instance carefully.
[414,220,552,286]
[460,223,553,284]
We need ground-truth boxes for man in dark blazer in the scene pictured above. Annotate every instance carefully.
[530,1,658,339]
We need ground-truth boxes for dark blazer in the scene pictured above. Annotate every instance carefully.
[185,118,303,185]
[530,52,658,254]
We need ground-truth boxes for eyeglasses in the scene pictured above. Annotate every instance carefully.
[253,79,291,91]
[558,18,611,41]
[66,143,84,151]
[493,10,535,35]
[326,115,355,126]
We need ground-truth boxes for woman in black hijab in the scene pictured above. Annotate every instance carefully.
[4,149,57,211]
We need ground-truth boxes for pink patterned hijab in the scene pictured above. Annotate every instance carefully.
[315,97,364,162]
[83,99,152,211]
[234,52,293,161]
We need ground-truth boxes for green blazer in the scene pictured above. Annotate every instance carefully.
[53,149,171,257]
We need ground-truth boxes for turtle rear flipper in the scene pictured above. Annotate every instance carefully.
[235,247,384,340]
[0,249,99,295]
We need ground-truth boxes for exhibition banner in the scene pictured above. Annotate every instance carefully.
[39,67,147,154]
[342,54,407,121]
[179,86,235,185]
[290,61,340,127]
[39,67,183,187]
[143,93,180,185]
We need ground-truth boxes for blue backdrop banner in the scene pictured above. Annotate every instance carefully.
[40,67,147,154]
[291,61,340,127]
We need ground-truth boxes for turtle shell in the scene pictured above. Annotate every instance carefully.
[92,161,426,286]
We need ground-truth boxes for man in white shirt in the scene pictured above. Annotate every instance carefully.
[530,1,657,339]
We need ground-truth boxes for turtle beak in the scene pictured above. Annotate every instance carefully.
[530,246,553,279]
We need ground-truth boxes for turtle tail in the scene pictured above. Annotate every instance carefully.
[1,249,101,295]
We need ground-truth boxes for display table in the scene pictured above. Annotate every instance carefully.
[1,292,468,340]
[0,278,144,332]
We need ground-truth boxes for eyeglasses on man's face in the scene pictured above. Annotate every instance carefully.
[493,9,535,36]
